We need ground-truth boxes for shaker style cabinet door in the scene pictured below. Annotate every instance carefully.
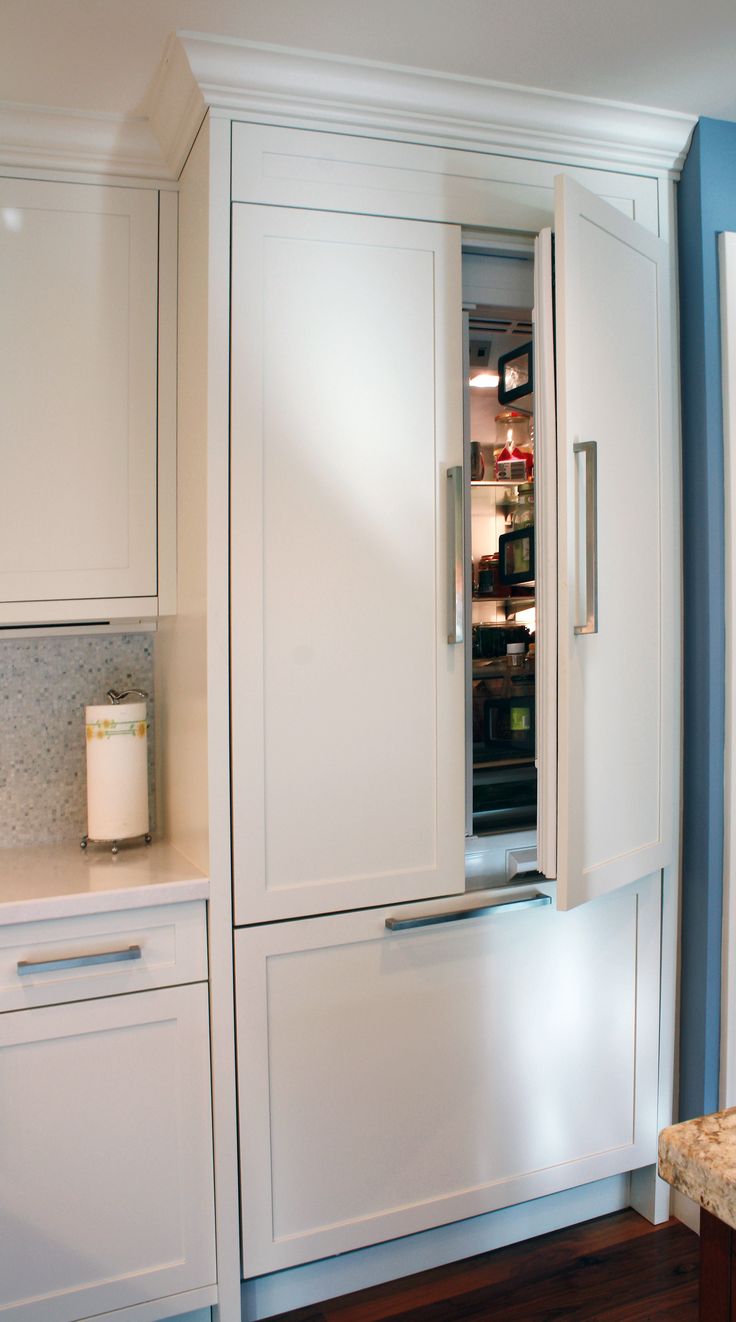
[0,178,158,613]
[230,206,465,922]
[235,877,660,1275]
[0,984,216,1322]
[549,176,677,908]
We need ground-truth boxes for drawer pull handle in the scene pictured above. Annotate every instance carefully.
[17,944,143,976]
[385,891,551,931]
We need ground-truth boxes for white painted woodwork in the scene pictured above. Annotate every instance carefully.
[534,228,558,881]
[160,108,680,1318]
[235,877,660,1275]
[553,176,676,908]
[0,900,207,1012]
[163,37,694,181]
[157,187,179,618]
[243,1174,629,1321]
[155,130,210,868]
[0,104,168,180]
[230,205,465,922]
[168,114,244,1322]
[85,1300,213,1322]
[720,230,736,1109]
[0,597,158,628]
[0,984,216,1322]
[0,177,157,616]
[230,124,661,236]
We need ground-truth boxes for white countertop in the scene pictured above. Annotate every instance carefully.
[0,840,209,925]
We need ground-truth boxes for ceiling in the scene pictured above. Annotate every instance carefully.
[3,0,736,124]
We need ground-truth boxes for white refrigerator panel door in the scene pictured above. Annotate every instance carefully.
[553,175,677,908]
[230,206,465,922]
[235,879,660,1274]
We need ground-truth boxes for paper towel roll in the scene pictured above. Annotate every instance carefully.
[85,701,149,842]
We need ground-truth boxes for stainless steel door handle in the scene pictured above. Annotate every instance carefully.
[447,465,464,644]
[17,944,143,975]
[574,440,598,635]
[385,891,551,931]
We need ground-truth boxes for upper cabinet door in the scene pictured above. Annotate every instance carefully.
[230,205,465,923]
[0,179,158,609]
[553,176,677,909]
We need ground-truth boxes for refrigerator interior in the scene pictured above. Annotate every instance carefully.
[463,248,537,845]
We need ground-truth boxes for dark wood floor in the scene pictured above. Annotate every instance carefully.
[267,1210,699,1321]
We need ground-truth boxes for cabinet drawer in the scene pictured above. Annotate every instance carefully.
[0,901,207,1012]
[236,880,661,1275]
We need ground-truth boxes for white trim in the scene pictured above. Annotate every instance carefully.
[0,35,696,184]
[0,100,169,180]
[148,32,696,181]
[0,619,156,640]
[672,1189,700,1235]
[145,34,208,181]
[0,597,157,626]
[719,231,736,1110]
[83,1288,215,1322]
[157,189,179,617]
[201,116,243,1322]
[241,1175,628,1320]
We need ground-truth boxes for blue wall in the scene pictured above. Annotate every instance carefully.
[678,117,736,1118]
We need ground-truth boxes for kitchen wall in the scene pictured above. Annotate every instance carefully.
[677,116,736,1119]
[0,632,155,848]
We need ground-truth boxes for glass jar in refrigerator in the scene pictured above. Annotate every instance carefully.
[494,410,533,482]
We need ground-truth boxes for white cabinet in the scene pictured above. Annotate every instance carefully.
[235,877,661,1275]
[0,906,216,1322]
[229,134,677,925]
[551,178,677,907]
[167,111,680,1309]
[222,123,679,1286]
[0,177,168,626]
[230,204,465,922]
[0,900,207,1011]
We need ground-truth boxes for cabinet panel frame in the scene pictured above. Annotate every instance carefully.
[0,900,207,1013]
[230,204,466,922]
[0,983,216,1322]
[231,123,662,235]
[0,176,159,621]
[235,877,661,1276]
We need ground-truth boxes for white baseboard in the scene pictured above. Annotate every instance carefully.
[672,1189,701,1235]
[241,1175,629,1321]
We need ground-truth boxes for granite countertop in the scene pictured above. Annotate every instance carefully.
[0,839,209,925]
[659,1108,736,1229]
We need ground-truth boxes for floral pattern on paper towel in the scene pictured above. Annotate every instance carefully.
[86,719,148,741]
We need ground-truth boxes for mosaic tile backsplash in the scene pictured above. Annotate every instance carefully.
[0,633,155,847]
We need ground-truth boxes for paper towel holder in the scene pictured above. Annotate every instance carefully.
[106,688,148,704]
[81,688,152,855]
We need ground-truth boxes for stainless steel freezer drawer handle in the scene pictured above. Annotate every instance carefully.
[385,892,551,931]
[17,944,143,976]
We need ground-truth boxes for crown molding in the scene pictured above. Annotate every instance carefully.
[146,36,207,180]
[149,31,696,179]
[0,34,697,184]
[0,100,169,181]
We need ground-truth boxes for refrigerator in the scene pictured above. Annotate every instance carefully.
[228,177,676,1278]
